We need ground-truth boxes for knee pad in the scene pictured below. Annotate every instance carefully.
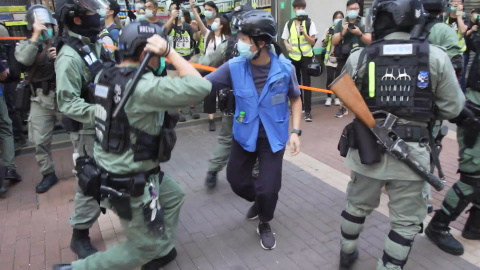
[442,183,472,219]
[341,210,366,240]
[382,230,415,269]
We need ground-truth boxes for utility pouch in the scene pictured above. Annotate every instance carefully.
[110,194,132,220]
[61,117,82,133]
[158,111,179,163]
[338,122,355,157]
[75,155,101,202]
[353,119,383,164]
[143,199,165,237]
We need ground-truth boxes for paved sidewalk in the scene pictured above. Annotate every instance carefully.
[0,104,479,270]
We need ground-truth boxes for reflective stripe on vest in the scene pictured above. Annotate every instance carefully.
[168,28,193,57]
[288,20,313,61]
[446,17,467,52]
[324,26,334,64]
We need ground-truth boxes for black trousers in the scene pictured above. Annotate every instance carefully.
[3,81,25,142]
[227,137,285,222]
[326,66,338,97]
[291,57,312,113]
[203,86,217,114]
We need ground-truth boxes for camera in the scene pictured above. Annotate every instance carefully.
[348,23,355,29]
[328,28,334,35]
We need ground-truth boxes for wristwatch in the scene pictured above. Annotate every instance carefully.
[291,129,302,136]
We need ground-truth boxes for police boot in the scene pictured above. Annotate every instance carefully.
[425,210,464,255]
[462,206,480,240]
[70,229,98,259]
[52,264,72,270]
[205,171,218,189]
[5,168,21,182]
[141,247,177,270]
[36,173,58,193]
[339,249,358,270]
[0,185,7,197]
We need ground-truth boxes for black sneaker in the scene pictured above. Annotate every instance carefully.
[208,119,216,131]
[246,203,259,220]
[205,171,217,189]
[190,108,200,119]
[339,249,359,270]
[305,112,312,122]
[257,222,276,250]
[335,107,349,118]
[141,248,177,270]
[36,173,58,193]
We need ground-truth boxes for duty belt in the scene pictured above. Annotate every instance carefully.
[392,125,429,143]
[99,166,161,197]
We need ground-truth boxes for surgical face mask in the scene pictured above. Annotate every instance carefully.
[204,10,214,19]
[98,8,107,18]
[333,18,342,25]
[237,39,257,60]
[211,21,220,31]
[135,3,144,10]
[155,57,165,76]
[145,9,154,18]
[449,6,457,12]
[347,10,358,19]
[137,14,147,21]
[296,10,307,16]
[39,28,54,40]
[178,10,183,18]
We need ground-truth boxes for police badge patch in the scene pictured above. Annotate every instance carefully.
[417,71,429,89]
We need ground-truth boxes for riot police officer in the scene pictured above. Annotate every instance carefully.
[425,13,480,256]
[53,20,211,270]
[15,5,60,193]
[336,0,465,269]
[55,0,114,259]
[421,0,464,76]
[190,5,260,189]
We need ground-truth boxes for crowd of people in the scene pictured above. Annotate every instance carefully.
[0,0,479,270]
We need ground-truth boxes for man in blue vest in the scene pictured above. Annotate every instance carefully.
[205,10,302,250]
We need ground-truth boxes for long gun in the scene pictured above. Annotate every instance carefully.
[329,72,445,191]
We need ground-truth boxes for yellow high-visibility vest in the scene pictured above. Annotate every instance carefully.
[288,19,313,61]
[446,17,467,52]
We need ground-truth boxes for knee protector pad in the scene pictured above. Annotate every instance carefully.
[382,230,415,269]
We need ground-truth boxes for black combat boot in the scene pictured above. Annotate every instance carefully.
[141,248,177,270]
[425,210,464,255]
[52,264,72,270]
[205,171,217,188]
[5,168,21,182]
[462,206,480,240]
[70,229,98,259]
[339,249,359,270]
[36,173,58,193]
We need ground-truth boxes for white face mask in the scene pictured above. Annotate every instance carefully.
[145,9,154,18]
[296,10,307,16]
[334,18,342,25]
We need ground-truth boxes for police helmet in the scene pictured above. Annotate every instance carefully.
[118,21,166,56]
[422,0,447,12]
[56,0,109,23]
[26,5,57,31]
[237,10,277,41]
[369,0,425,30]
[230,5,254,32]
[307,57,323,77]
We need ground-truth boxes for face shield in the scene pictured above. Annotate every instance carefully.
[73,0,109,14]
[33,8,57,26]
[364,7,374,33]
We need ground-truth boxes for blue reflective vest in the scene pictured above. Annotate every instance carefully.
[229,51,292,153]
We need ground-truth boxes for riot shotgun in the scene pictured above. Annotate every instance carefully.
[329,72,445,191]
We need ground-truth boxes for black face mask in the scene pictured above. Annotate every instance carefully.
[70,14,102,42]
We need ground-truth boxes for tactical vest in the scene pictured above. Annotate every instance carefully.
[467,50,480,92]
[28,42,56,88]
[446,17,467,52]
[288,18,313,61]
[168,24,194,57]
[57,35,115,132]
[360,38,435,123]
[94,66,161,161]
